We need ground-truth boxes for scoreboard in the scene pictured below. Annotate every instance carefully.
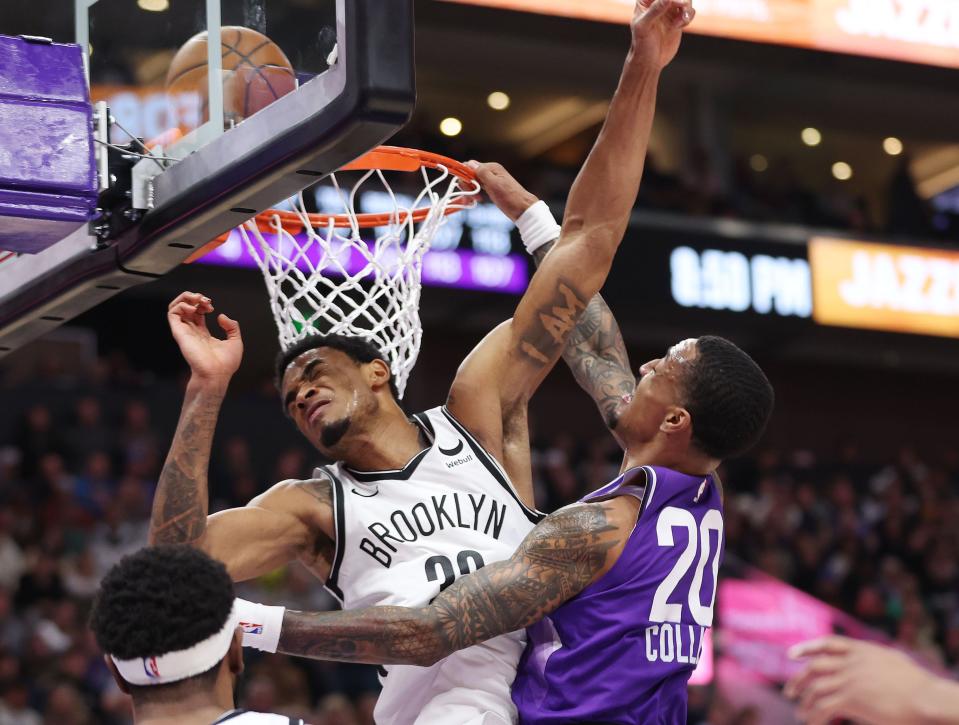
[606,215,959,340]
[443,0,959,71]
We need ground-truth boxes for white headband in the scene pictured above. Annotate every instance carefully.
[111,602,238,686]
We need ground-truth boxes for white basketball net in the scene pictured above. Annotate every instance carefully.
[240,161,479,398]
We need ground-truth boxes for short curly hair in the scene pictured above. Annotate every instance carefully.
[274,333,399,401]
[89,546,235,701]
[681,336,774,460]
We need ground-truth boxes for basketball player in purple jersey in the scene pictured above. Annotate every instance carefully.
[232,5,774,725]
[246,332,772,724]
[154,0,703,722]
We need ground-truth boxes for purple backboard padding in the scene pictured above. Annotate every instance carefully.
[0,37,90,103]
[0,35,97,254]
[0,101,98,194]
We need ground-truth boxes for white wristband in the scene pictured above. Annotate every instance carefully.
[235,598,286,654]
[516,200,561,255]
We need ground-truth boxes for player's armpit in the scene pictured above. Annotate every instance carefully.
[203,478,334,583]
[276,499,634,667]
[445,245,610,470]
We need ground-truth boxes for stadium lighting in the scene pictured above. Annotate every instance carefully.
[749,154,769,172]
[138,0,169,10]
[487,92,511,111]
[832,162,853,181]
[802,127,822,147]
[440,117,463,137]
[883,137,904,156]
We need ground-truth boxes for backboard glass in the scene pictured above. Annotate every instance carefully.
[0,0,414,355]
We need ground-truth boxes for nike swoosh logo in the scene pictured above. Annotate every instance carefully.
[438,440,464,457]
[351,487,379,498]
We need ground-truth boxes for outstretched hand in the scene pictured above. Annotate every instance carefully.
[631,0,695,69]
[466,161,539,222]
[785,636,941,725]
[167,291,243,384]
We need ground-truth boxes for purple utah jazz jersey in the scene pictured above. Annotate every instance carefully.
[512,466,723,725]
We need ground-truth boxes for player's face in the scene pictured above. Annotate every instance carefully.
[617,338,698,443]
[281,347,372,453]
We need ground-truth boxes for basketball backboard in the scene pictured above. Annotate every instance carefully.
[0,0,415,355]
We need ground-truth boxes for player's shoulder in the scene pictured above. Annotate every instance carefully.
[411,404,442,424]
[250,470,336,511]
[537,497,638,540]
[640,465,723,516]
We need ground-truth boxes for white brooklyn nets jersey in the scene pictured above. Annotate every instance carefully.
[212,711,305,724]
[319,406,543,725]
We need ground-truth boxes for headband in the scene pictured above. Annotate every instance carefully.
[111,603,238,686]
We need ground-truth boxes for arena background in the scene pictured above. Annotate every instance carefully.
[1,1,958,723]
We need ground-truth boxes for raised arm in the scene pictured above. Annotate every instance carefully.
[447,0,691,467]
[274,497,636,666]
[480,169,637,447]
[150,292,332,582]
[149,292,241,547]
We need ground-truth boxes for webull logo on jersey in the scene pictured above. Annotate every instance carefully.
[444,453,474,469]
[439,439,474,469]
[360,492,508,568]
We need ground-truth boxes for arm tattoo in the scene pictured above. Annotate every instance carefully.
[302,476,333,507]
[534,241,635,431]
[517,280,589,368]
[277,502,621,667]
[148,385,225,545]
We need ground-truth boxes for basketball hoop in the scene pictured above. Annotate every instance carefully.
[237,146,480,398]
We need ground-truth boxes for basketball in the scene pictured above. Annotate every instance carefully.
[166,26,296,127]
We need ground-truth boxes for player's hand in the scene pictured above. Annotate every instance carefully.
[466,161,539,222]
[167,291,243,384]
[630,0,695,70]
[785,636,937,725]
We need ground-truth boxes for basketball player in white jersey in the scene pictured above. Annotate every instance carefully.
[90,545,305,725]
[148,2,693,722]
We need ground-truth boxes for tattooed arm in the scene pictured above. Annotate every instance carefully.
[478,168,635,446]
[560,294,635,443]
[277,497,636,666]
[446,1,691,497]
[149,291,242,547]
[540,247,635,444]
[150,292,334,582]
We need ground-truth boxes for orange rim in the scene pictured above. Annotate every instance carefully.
[184,146,478,264]
[253,146,477,233]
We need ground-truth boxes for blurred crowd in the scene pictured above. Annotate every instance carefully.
[409,128,959,243]
[540,151,957,242]
[1,356,957,724]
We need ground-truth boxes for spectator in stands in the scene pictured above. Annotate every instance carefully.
[64,398,113,469]
[0,353,956,721]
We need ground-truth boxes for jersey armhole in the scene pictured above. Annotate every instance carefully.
[583,466,650,511]
[636,466,658,520]
[320,466,346,604]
